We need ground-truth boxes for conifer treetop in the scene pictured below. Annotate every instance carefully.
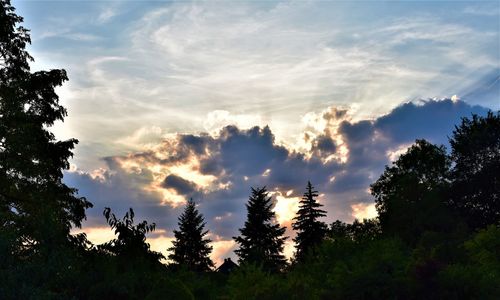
[292,181,328,262]
[168,198,214,272]
[234,186,288,272]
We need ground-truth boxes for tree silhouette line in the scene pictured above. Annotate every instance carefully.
[1,1,499,299]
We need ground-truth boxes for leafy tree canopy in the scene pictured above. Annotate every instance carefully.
[449,111,500,229]
[0,0,92,258]
[371,139,454,244]
[99,207,164,262]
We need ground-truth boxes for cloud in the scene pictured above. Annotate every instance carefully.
[311,135,337,157]
[463,5,500,16]
[372,98,488,145]
[459,69,500,109]
[162,174,198,196]
[351,203,377,220]
[66,99,492,263]
[97,6,118,24]
[28,1,496,172]
[203,110,266,134]
[210,240,238,266]
[21,0,498,263]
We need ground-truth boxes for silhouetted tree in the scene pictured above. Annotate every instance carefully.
[371,139,453,244]
[234,187,287,272]
[292,181,327,262]
[100,207,164,261]
[0,2,92,296]
[328,218,381,242]
[329,220,350,240]
[449,111,500,229]
[168,198,214,272]
[347,218,382,241]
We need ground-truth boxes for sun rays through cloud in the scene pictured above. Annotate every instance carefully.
[63,98,493,263]
[16,0,498,265]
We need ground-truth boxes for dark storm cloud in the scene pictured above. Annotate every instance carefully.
[328,99,490,196]
[311,134,337,157]
[64,164,182,233]
[66,99,492,241]
[179,134,211,155]
[373,99,488,145]
[162,174,197,195]
[218,125,289,176]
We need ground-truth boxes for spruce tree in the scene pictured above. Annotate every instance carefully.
[292,181,327,262]
[168,198,214,272]
[234,186,288,272]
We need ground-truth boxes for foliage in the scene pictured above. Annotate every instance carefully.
[168,198,214,272]
[1,1,500,298]
[449,111,500,229]
[436,225,500,299]
[227,264,287,300]
[371,139,454,244]
[284,236,411,299]
[234,186,288,272]
[99,207,164,261]
[328,218,381,242]
[0,0,92,256]
[144,277,194,300]
[0,1,92,297]
[292,181,327,262]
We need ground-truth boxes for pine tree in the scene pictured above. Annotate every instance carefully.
[234,186,288,272]
[168,198,214,272]
[292,181,327,262]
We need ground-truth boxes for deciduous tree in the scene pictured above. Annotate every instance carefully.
[0,0,91,259]
[371,139,453,244]
[449,111,500,229]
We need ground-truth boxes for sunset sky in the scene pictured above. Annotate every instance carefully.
[16,1,499,264]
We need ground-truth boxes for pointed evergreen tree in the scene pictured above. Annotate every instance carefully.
[234,186,288,272]
[292,181,327,262]
[168,198,214,272]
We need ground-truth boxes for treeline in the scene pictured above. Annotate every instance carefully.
[0,1,499,299]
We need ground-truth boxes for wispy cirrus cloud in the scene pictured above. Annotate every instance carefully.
[16,1,497,171]
[463,5,500,16]
[13,0,498,265]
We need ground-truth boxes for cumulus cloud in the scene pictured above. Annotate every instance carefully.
[162,174,198,196]
[66,99,491,263]
[26,1,497,172]
[351,203,377,220]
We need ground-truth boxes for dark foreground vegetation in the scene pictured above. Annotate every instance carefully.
[1,1,499,299]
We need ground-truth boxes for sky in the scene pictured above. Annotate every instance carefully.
[14,0,500,265]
